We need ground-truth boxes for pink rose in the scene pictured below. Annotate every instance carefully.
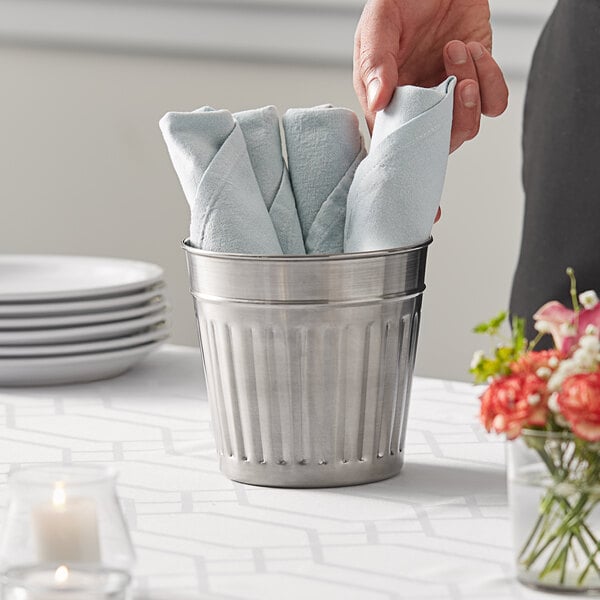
[557,372,600,441]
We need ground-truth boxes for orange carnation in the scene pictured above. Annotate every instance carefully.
[510,350,563,376]
[480,374,548,439]
[557,372,600,441]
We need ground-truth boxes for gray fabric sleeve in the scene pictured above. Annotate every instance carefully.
[510,0,600,344]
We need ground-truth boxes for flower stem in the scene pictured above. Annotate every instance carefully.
[567,267,580,313]
[560,537,572,584]
[528,331,545,352]
[519,446,600,584]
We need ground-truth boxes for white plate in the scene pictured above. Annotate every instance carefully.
[0,285,165,317]
[0,311,169,345]
[0,255,163,302]
[0,324,170,357]
[0,340,165,386]
[0,299,168,330]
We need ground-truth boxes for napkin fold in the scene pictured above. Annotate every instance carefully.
[235,107,305,254]
[344,76,457,253]
[162,78,455,256]
[283,106,366,254]
[159,108,283,255]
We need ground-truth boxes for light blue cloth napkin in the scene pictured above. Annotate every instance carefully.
[344,76,457,253]
[283,106,366,254]
[235,107,305,255]
[159,108,283,255]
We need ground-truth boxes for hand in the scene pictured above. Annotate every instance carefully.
[354,0,508,152]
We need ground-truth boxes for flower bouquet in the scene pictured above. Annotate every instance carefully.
[471,269,600,592]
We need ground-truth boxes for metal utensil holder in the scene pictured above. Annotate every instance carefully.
[184,239,430,487]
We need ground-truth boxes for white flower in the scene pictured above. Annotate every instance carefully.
[536,367,552,379]
[534,320,553,334]
[548,356,559,369]
[586,324,599,336]
[470,350,485,370]
[548,359,579,392]
[527,393,541,406]
[559,322,577,337]
[579,290,599,309]
[573,348,597,370]
[548,374,561,393]
[548,392,560,413]
[578,334,600,353]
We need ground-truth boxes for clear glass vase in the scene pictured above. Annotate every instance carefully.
[0,464,135,599]
[507,429,600,593]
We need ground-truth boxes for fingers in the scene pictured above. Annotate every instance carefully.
[434,206,442,223]
[353,1,402,131]
[467,41,509,117]
[443,40,508,152]
[443,41,481,153]
[449,79,482,153]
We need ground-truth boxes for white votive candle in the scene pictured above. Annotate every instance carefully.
[2,564,129,600]
[27,564,99,599]
[32,482,101,563]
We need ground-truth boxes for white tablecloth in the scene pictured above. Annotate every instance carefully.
[0,345,563,599]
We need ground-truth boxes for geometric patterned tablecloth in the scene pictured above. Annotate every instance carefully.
[0,345,562,599]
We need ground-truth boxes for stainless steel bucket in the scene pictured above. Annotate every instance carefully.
[183,239,430,487]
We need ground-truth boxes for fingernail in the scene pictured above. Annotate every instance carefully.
[469,42,485,61]
[461,83,478,108]
[447,42,468,65]
[367,78,381,108]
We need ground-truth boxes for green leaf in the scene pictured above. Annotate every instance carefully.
[496,345,514,362]
[469,354,511,383]
[490,311,508,331]
[511,315,527,354]
[473,322,490,334]
[473,311,507,336]
[470,311,529,383]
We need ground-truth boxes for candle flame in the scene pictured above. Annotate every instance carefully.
[52,482,66,507]
[54,565,69,584]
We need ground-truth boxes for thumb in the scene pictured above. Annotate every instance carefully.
[353,5,400,119]
[360,51,397,114]
[362,54,398,112]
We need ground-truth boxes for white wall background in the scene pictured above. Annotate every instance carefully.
[0,0,555,381]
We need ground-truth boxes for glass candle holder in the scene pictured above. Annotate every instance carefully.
[0,464,135,599]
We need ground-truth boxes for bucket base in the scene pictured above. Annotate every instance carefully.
[218,453,405,488]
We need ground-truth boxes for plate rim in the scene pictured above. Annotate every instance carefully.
[0,255,164,302]
[0,299,168,330]
[0,285,166,316]
[0,311,169,345]
[0,338,166,367]
[0,326,170,358]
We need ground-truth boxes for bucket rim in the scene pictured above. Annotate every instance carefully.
[181,237,432,262]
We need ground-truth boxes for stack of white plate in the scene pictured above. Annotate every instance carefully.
[0,255,170,386]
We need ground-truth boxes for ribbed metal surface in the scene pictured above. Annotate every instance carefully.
[184,240,429,487]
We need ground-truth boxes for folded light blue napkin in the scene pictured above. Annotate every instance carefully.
[344,76,457,253]
[283,106,366,254]
[159,109,283,254]
[235,107,305,255]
